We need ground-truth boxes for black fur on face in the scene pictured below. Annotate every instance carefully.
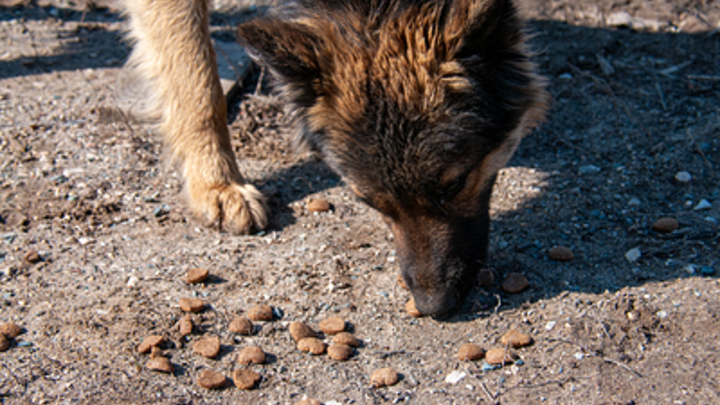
[238,0,548,316]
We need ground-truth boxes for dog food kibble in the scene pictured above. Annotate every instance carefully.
[185,268,209,284]
[229,317,254,335]
[397,273,408,290]
[197,369,226,389]
[478,268,495,287]
[24,250,41,264]
[247,305,274,321]
[327,343,353,361]
[653,217,679,233]
[485,347,517,365]
[237,346,266,365]
[289,321,316,342]
[500,330,532,348]
[333,332,361,347]
[0,322,22,339]
[297,337,326,355]
[457,343,485,361]
[319,316,346,335]
[548,246,575,262]
[179,297,205,313]
[405,298,422,317]
[233,369,261,390]
[147,357,174,373]
[307,199,331,212]
[0,334,9,351]
[137,335,164,354]
[370,367,400,388]
[294,399,322,405]
[179,315,193,336]
[502,273,529,294]
[193,336,221,358]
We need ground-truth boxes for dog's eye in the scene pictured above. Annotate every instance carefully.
[439,175,468,201]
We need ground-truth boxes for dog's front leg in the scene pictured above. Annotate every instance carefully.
[123,0,267,233]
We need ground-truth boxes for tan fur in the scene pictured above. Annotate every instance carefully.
[121,0,267,233]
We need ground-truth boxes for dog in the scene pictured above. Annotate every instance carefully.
[121,0,548,317]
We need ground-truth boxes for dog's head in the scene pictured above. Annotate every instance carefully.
[238,0,547,316]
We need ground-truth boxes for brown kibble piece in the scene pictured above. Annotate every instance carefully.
[179,297,204,313]
[294,399,322,405]
[194,336,221,358]
[237,346,266,365]
[297,337,326,355]
[0,334,9,351]
[327,343,353,361]
[233,369,261,390]
[137,335,164,354]
[179,315,193,336]
[307,199,331,212]
[0,322,22,339]
[370,367,400,388]
[396,273,408,290]
[289,321,316,342]
[405,298,422,317]
[147,357,174,373]
[319,316,345,335]
[548,246,575,262]
[247,305,273,321]
[478,268,495,287]
[500,330,532,348]
[653,217,679,233]
[185,268,209,284]
[24,250,41,264]
[502,273,529,294]
[197,369,226,389]
[485,347,517,365]
[457,343,485,361]
[229,317,254,335]
[333,332,361,347]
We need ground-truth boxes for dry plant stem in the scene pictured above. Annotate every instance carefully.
[480,381,498,405]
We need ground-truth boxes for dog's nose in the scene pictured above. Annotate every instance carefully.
[411,289,458,318]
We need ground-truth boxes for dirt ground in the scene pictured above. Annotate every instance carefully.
[1,1,719,404]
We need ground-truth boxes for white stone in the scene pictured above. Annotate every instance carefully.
[694,199,712,211]
[625,248,641,262]
[445,371,467,384]
[675,171,692,183]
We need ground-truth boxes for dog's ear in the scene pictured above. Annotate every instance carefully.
[237,19,327,107]
[443,0,522,60]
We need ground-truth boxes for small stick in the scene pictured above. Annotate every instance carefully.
[480,381,498,405]
[655,82,667,111]
[603,357,643,378]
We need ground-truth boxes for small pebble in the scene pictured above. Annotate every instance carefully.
[371,368,400,388]
[485,348,517,365]
[478,268,495,287]
[502,273,529,294]
[694,199,712,211]
[675,171,692,183]
[147,357,174,373]
[333,332,361,347]
[405,298,422,317]
[229,317,254,335]
[0,322,22,338]
[327,343,353,361]
[700,266,716,276]
[545,321,557,331]
[237,346,266,365]
[185,268,209,284]
[481,362,501,372]
[197,369,226,389]
[179,315,193,336]
[548,246,575,262]
[445,370,467,384]
[297,337,326,355]
[578,164,601,174]
[0,334,9,351]
[294,399,322,405]
[137,335,164,354]
[319,316,346,335]
[24,251,42,264]
[233,369,261,390]
[625,248,641,262]
[193,336,221,358]
[397,273,408,290]
[179,297,205,313]
[500,330,532,348]
[457,343,485,361]
[653,217,678,233]
[289,321,316,342]
[307,199,331,212]
[247,305,273,321]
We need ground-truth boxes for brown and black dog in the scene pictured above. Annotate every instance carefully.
[121,0,548,317]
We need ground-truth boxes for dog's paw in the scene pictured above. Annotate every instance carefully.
[188,181,268,234]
